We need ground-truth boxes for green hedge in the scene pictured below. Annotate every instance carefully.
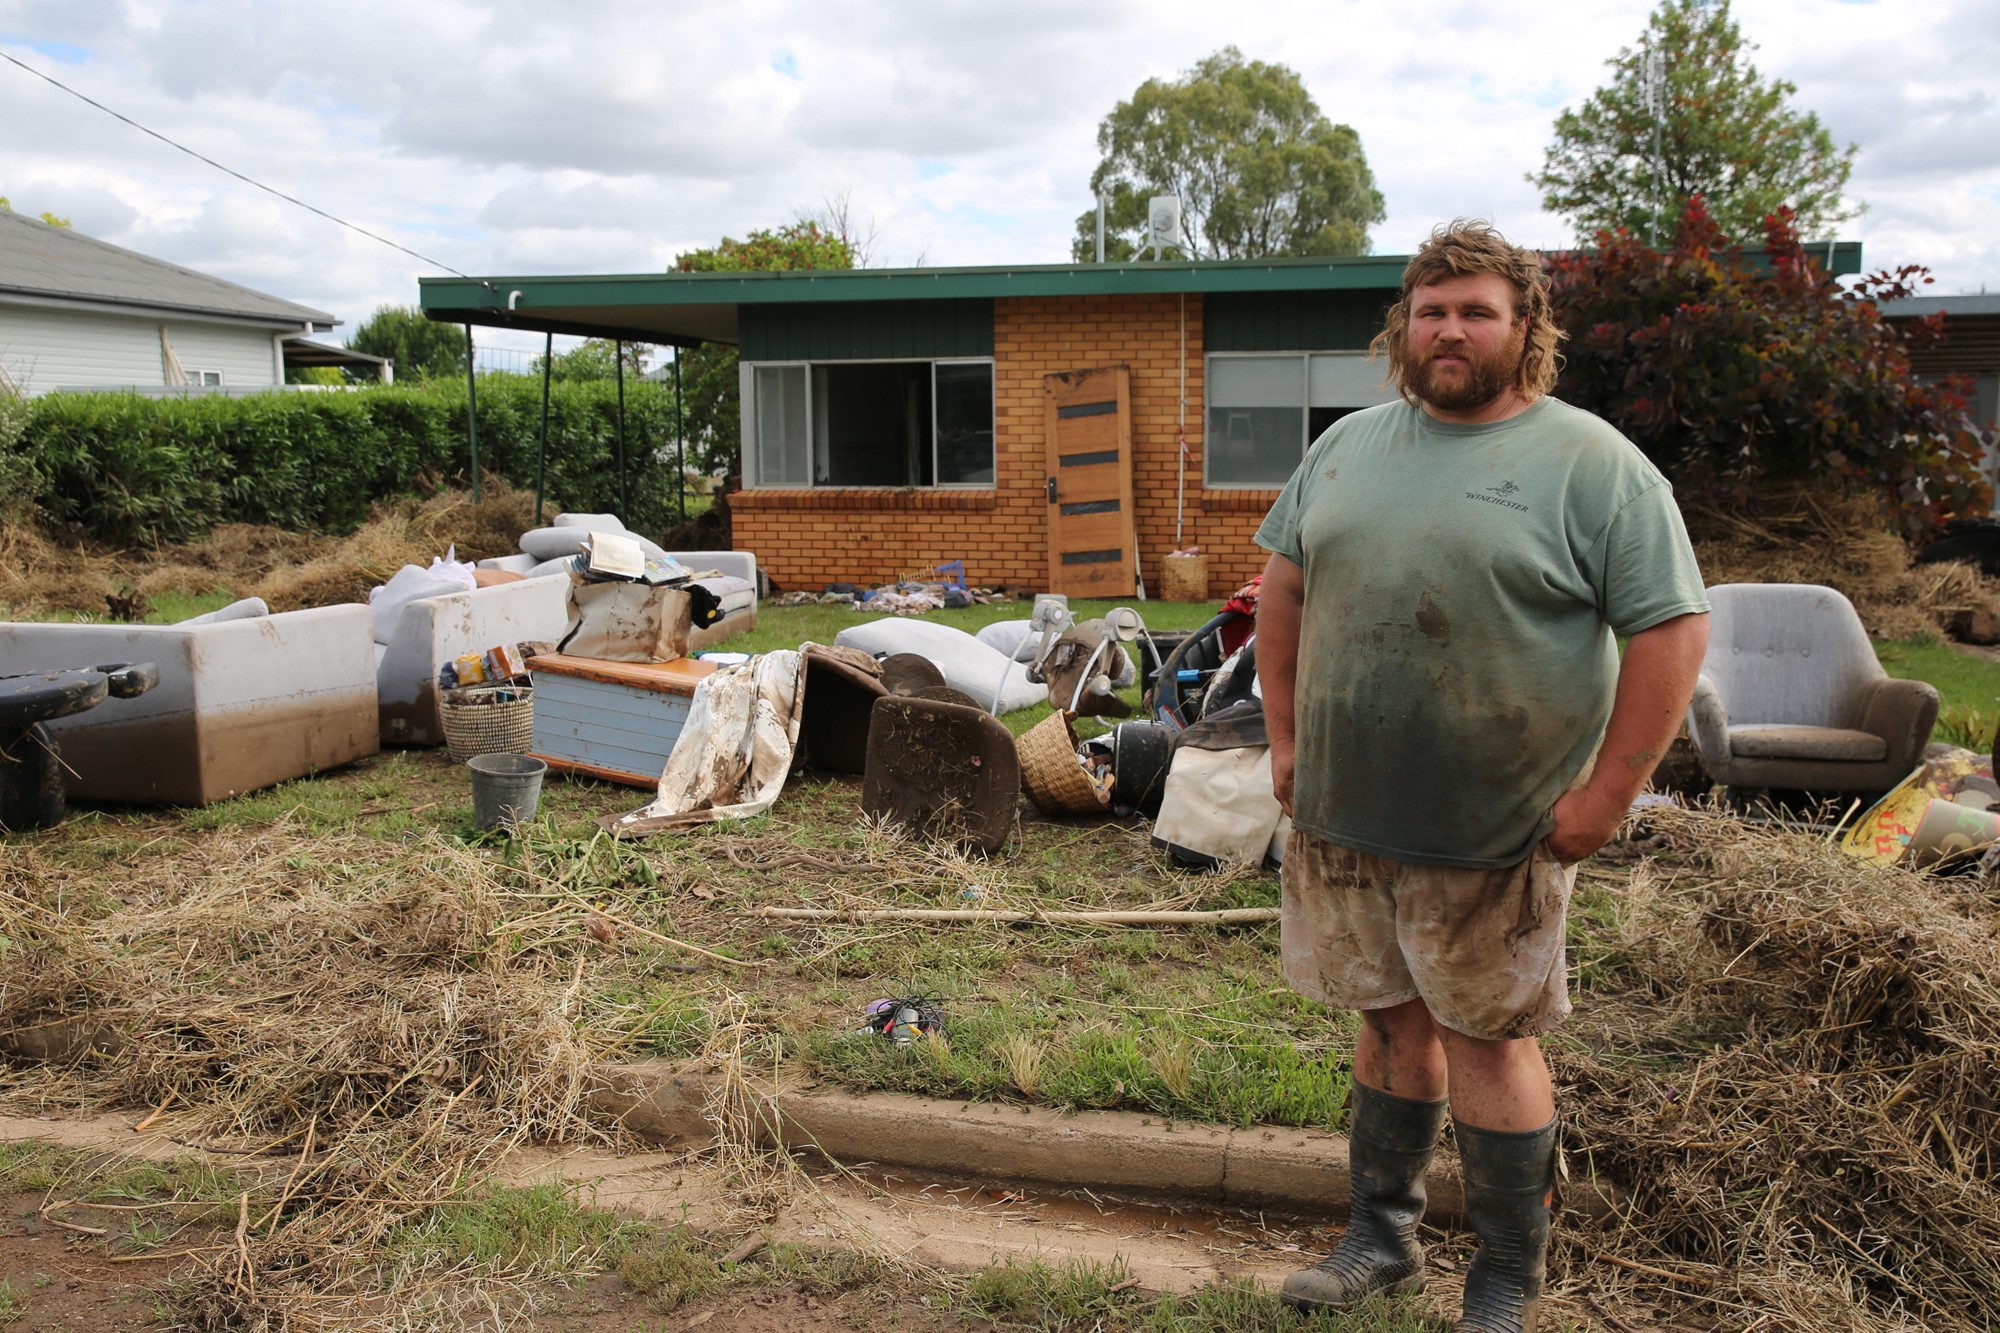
[18,378,694,544]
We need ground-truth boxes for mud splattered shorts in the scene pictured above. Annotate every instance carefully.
[1279,829,1577,1041]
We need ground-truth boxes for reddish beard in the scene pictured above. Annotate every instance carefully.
[1408,323,1526,412]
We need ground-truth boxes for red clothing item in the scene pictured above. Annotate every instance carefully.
[1219,574,1261,654]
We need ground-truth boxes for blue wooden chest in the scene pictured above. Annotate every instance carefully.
[528,654,718,787]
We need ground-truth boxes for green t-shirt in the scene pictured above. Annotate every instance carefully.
[1254,396,1708,868]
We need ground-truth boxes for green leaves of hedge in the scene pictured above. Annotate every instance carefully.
[17,379,689,544]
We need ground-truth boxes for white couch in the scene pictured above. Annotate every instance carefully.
[474,548,760,652]
[376,577,572,746]
[0,605,379,805]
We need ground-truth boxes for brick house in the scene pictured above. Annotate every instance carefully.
[419,258,1407,599]
[1880,293,2000,496]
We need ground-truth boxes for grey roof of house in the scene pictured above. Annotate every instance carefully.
[1879,293,2000,318]
[0,209,335,328]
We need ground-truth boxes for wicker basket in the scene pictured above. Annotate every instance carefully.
[440,685,535,764]
[1160,551,1209,602]
[1017,711,1108,815]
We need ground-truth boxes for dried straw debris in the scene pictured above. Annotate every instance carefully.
[1559,804,2000,1331]
[0,825,646,1327]
[1687,483,2000,641]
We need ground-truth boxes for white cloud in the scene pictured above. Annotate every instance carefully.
[0,0,1996,333]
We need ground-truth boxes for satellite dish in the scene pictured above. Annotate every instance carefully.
[1147,195,1182,258]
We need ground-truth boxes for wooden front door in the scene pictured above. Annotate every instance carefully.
[1043,366,1136,599]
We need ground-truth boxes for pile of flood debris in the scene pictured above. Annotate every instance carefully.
[1554,800,2000,1333]
[1688,483,2000,642]
[0,482,537,620]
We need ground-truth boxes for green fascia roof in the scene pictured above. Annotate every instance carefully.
[417,255,1411,347]
[416,243,1863,349]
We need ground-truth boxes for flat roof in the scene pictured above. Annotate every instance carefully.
[418,255,1411,346]
[418,242,1863,348]
[1879,293,2000,318]
[281,337,389,370]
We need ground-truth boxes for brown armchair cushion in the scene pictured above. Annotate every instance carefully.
[1728,725,1888,762]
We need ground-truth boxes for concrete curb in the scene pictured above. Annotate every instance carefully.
[587,1061,1618,1225]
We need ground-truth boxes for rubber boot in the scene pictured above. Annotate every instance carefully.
[1280,1084,1449,1311]
[1453,1117,1557,1333]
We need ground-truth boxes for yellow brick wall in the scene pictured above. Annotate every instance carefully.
[730,293,1276,598]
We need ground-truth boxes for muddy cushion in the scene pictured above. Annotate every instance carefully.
[833,619,1044,714]
[862,696,1021,853]
[1729,724,1888,762]
[880,653,947,696]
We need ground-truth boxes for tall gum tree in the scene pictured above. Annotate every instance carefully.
[1532,0,1857,243]
[1070,47,1384,262]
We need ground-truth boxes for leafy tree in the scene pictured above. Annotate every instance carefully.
[1533,0,1856,243]
[1069,47,1384,263]
[348,304,468,382]
[670,221,858,480]
[1547,197,1981,535]
[675,220,857,275]
[532,338,651,382]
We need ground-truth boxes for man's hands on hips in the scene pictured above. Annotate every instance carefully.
[1546,785,1627,864]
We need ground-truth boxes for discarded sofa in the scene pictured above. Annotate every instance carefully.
[375,576,571,746]
[1687,582,1940,793]
[477,546,759,650]
[0,605,379,805]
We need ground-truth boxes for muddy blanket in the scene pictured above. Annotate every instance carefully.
[603,643,876,839]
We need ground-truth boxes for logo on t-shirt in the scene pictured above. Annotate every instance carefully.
[1466,479,1529,512]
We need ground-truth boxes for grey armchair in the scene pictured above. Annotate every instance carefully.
[1686,583,1939,793]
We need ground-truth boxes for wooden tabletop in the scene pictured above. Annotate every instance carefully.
[527,653,721,691]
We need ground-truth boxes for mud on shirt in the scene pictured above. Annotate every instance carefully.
[1254,396,1708,868]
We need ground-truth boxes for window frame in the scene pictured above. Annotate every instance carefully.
[746,360,813,488]
[1202,350,1395,489]
[929,357,997,490]
[740,355,997,491]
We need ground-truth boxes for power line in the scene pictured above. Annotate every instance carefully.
[1,48,474,279]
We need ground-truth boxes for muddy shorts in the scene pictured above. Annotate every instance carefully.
[1279,829,1577,1041]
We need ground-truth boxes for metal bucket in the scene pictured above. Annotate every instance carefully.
[468,752,548,831]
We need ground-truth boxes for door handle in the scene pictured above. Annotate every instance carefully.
[1046,478,1058,504]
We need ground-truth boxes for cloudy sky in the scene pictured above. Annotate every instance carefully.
[2,0,1995,358]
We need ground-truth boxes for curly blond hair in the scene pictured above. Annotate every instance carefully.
[1370,219,1563,404]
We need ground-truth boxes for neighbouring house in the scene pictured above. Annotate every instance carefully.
[0,210,379,395]
[1880,292,2000,494]
[419,257,1418,599]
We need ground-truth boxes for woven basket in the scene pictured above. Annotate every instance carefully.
[1160,552,1209,602]
[441,685,535,764]
[1017,711,1108,815]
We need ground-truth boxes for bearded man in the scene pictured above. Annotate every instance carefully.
[1256,220,1710,1331]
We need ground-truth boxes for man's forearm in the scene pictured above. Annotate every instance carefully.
[1258,554,1305,815]
[1257,554,1304,748]
[1584,612,1711,809]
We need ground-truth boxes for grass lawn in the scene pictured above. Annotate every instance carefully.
[36,598,1975,1141]
[4,601,1985,1331]
[1877,636,2000,748]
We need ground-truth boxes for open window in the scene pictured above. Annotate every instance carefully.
[748,359,994,488]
